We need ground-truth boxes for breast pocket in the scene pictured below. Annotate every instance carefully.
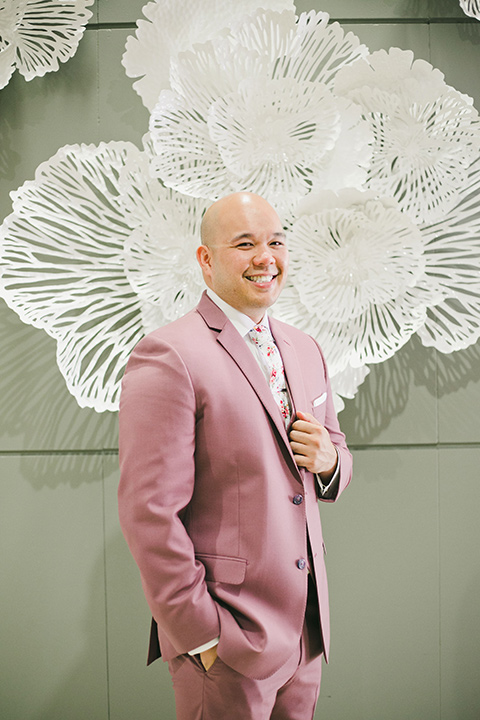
[311,392,327,423]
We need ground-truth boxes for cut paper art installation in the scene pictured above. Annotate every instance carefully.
[459,0,480,19]
[1,2,480,413]
[275,190,430,373]
[418,157,480,353]
[0,141,208,410]
[0,0,93,89]
[122,0,297,111]
[334,48,480,225]
[148,9,369,207]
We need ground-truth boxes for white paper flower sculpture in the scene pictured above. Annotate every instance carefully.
[122,0,296,112]
[273,189,440,394]
[148,9,370,212]
[119,147,208,328]
[0,0,93,89]
[418,157,480,352]
[459,0,480,19]
[0,2,17,88]
[335,48,480,225]
[0,141,208,411]
[329,364,371,414]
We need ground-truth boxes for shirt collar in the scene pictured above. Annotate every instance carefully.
[205,288,270,338]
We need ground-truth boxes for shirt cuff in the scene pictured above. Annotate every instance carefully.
[316,447,339,496]
[188,637,219,656]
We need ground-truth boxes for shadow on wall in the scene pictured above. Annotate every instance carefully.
[0,300,118,488]
[340,333,480,443]
[402,0,463,19]
[0,115,20,183]
[0,75,24,185]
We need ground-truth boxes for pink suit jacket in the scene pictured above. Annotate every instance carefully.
[118,292,352,681]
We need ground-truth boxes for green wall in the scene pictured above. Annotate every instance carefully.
[1,1,479,718]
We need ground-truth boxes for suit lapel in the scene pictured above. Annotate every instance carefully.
[269,317,309,420]
[195,293,302,479]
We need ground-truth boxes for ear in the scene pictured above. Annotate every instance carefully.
[196,245,213,276]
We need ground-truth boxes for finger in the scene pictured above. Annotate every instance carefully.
[289,429,310,443]
[293,453,314,470]
[296,410,322,426]
[290,427,322,445]
[290,420,321,436]
[290,420,310,434]
[289,440,309,455]
[200,647,217,671]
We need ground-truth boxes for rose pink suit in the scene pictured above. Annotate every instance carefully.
[118,292,352,681]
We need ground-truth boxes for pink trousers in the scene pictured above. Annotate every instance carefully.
[168,580,323,720]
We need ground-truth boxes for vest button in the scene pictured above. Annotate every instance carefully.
[297,558,307,570]
[292,494,304,505]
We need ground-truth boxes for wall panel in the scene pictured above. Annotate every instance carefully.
[439,448,480,720]
[317,447,440,719]
[0,455,108,719]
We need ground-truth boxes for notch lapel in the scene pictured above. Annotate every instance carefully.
[195,294,302,480]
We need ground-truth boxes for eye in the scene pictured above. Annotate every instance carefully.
[235,241,254,249]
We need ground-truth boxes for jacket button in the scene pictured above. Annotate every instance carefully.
[297,558,307,570]
[293,494,303,505]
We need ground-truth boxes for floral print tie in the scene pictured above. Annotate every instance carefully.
[249,324,292,427]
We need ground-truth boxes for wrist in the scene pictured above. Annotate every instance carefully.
[318,446,338,479]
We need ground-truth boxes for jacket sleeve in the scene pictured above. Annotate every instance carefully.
[313,340,353,503]
[118,333,220,656]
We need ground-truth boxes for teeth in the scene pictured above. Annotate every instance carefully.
[247,275,275,283]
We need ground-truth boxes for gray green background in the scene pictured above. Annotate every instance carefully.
[1,1,479,718]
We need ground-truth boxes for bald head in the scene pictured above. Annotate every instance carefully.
[200,192,280,248]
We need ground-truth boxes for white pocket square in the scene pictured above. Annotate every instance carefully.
[313,392,327,407]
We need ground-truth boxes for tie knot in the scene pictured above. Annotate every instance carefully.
[249,325,272,346]
[250,324,269,336]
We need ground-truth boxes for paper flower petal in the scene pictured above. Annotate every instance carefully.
[207,77,341,204]
[122,0,296,111]
[311,97,373,192]
[335,48,480,224]
[0,142,145,411]
[329,363,370,412]
[149,90,232,200]
[0,8,17,89]
[149,9,367,211]
[1,0,93,83]
[459,0,480,19]
[123,184,208,323]
[275,280,427,376]
[272,9,368,85]
[418,158,480,351]
[273,192,429,374]
[288,195,424,323]
[0,140,213,410]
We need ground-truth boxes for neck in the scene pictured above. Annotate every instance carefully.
[205,288,267,325]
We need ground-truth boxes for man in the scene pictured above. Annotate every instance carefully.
[118,192,352,719]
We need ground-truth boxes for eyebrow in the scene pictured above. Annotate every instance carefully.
[230,231,286,243]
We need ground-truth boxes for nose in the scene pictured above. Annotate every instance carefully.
[252,244,275,266]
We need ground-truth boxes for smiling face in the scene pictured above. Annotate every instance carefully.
[197,193,289,323]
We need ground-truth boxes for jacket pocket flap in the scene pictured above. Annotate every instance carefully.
[196,553,247,585]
